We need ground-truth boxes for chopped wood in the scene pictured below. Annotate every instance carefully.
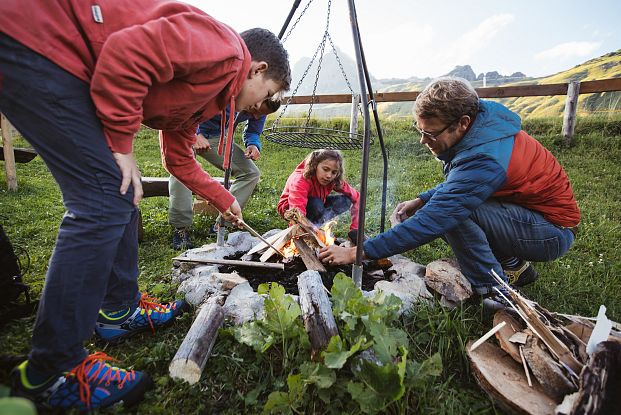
[567,341,621,415]
[297,270,339,358]
[247,228,290,255]
[470,321,506,352]
[509,332,529,345]
[260,226,297,262]
[522,336,577,402]
[494,310,524,363]
[293,237,326,272]
[169,301,224,384]
[172,256,284,270]
[239,220,286,257]
[424,258,473,303]
[519,345,533,387]
[489,270,584,376]
[467,340,557,415]
[284,208,327,248]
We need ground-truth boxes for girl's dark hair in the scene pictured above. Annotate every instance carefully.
[302,149,344,187]
[240,28,291,91]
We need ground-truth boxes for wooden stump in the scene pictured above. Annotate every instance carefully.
[425,258,473,304]
[297,270,338,356]
[467,340,556,415]
[169,301,224,384]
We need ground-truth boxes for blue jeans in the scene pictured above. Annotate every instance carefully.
[306,195,352,226]
[0,34,140,374]
[444,199,575,295]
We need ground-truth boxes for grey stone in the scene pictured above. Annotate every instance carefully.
[226,231,260,254]
[223,282,265,324]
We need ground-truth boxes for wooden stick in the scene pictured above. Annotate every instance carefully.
[470,321,507,352]
[519,345,533,387]
[239,220,286,257]
[173,256,284,270]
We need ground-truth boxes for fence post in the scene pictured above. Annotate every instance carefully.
[349,94,360,138]
[562,81,580,146]
[1,114,18,191]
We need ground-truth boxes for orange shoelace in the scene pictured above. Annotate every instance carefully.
[69,352,135,407]
[138,292,175,334]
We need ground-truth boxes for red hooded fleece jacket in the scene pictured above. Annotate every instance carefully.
[0,0,252,212]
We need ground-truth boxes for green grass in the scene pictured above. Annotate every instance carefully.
[1,116,620,414]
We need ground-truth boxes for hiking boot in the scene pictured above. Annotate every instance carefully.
[482,287,513,311]
[504,260,539,287]
[11,353,151,411]
[172,227,193,250]
[95,293,188,343]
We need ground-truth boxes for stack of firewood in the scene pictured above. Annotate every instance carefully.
[467,272,621,415]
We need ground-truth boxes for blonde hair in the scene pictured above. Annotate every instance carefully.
[414,77,480,124]
[302,149,344,187]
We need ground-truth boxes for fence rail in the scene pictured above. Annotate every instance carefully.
[285,78,621,104]
[284,77,621,146]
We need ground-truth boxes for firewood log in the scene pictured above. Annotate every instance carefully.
[297,270,338,357]
[169,301,224,384]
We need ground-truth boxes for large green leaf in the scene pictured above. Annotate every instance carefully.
[262,391,290,415]
[322,335,365,369]
[259,282,303,339]
[366,320,409,364]
[300,361,336,389]
[330,273,362,314]
[229,322,274,353]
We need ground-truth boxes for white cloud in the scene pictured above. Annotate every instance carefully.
[535,41,601,60]
[437,14,515,68]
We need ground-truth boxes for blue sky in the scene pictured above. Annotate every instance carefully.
[186,0,620,79]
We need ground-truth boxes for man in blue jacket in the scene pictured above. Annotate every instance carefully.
[319,77,579,303]
[170,99,280,249]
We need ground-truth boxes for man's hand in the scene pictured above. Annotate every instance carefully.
[221,199,243,227]
[318,245,357,266]
[193,134,211,153]
[112,152,143,206]
[244,145,260,161]
[389,198,425,226]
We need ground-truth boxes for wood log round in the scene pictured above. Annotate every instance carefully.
[297,270,338,356]
[466,340,556,415]
[169,302,224,384]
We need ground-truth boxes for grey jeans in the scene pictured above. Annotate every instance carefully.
[168,136,260,228]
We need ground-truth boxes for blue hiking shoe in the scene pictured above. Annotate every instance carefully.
[95,293,188,343]
[10,353,151,411]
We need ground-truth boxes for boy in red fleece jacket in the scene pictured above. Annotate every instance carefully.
[0,0,290,410]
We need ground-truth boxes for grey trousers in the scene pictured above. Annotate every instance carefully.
[168,136,260,228]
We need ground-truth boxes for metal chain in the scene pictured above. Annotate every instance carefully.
[305,0,332,125]
[281,0,314,44]
[326,32,364,120]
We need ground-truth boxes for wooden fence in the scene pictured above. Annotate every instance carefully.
[286,77,621,146]
[2,79,621,191]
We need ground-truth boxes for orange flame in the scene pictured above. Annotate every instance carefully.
[320,220,337,246]
[282,239,298,258]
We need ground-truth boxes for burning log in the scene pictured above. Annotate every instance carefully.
[169,300,224,384]
[297,270,338,357]
[259,226,297,262]
[284,208,328,248]
[293,238,326,272]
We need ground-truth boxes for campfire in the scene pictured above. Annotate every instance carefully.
[244,208,338,272]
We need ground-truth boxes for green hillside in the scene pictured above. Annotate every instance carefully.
[500,50,621,118]
[376,50,621,119]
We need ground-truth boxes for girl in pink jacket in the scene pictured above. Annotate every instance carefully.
[278,149,360,233]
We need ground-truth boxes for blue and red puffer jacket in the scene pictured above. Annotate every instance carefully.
[364,100,580,259]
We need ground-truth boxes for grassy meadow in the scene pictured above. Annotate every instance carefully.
[0,115,620,414]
